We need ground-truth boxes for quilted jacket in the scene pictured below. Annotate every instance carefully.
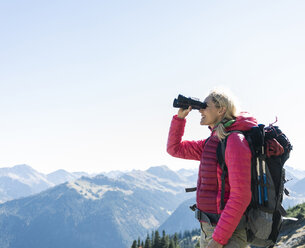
[167,112,258,245]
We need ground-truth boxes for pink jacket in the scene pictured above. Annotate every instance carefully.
[167,113,258,245]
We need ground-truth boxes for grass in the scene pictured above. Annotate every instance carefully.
[286,202,305,220]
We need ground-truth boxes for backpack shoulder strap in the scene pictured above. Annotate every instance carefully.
[217,131,244,210]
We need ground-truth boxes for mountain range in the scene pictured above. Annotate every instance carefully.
[0,165,196,248]
[0,164,90,203]
[0,164,304,248]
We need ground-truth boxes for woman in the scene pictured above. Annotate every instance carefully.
[167,90,257,248]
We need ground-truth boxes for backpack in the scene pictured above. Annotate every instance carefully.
[217,123,292,247]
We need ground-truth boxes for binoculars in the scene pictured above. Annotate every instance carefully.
[173,94,207,110]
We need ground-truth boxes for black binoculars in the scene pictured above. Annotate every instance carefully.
[173,94,207,110]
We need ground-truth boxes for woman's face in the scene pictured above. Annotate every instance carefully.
[199,97,224,128]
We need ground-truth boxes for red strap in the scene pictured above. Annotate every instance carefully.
[266,139,284,157]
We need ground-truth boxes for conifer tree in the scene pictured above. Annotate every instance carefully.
[131,228,204,248]
[168,240,175,248]
[144,234,152,248]
[131,240,137,248]
[151,231,155,247]
[160,230,169,248]
[173,233,179,247]
[153,230,161,248]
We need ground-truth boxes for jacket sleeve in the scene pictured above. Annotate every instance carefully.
[167,115,205,161]
[212,132,252,245]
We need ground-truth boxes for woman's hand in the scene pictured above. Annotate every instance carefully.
[206,239,223,248]
[177,106,192,119]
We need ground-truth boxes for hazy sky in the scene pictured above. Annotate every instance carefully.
[0,1,304,173]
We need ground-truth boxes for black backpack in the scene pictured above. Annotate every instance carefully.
[217,124,292,247]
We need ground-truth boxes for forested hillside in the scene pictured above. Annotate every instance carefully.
[131,202,305,248]
[130,229,200,248]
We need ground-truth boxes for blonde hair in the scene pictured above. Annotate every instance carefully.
[207,89,238,140]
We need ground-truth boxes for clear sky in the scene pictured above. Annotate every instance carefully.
[0,0,304,174]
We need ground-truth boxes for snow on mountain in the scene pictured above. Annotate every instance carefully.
[67,179,133,200]
[47,169,89,185]
[0,164,52,187]
[0,164,90,203]
[285,166,305,180]
[121,166,194,195]
[0,164,54,203]
[146,165,184,183]
[102,170,126,179]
